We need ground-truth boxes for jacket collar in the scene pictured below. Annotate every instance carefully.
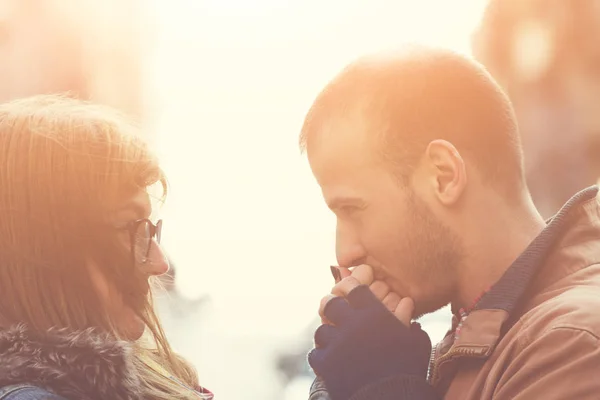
[450,186,600,354]
[0,324,144,400]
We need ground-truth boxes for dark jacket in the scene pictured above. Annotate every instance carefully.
[308,378,331,400]
[0,384,66,400]
[0,324,146,400]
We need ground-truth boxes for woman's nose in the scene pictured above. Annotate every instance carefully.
[143,239,170,276]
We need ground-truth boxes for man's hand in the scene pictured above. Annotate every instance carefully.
[322,265,414,326]
[309,265,432,400]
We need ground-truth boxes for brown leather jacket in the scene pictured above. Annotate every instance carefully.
[431,186,600,399]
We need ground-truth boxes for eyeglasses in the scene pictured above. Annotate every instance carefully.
[121,218,163,265]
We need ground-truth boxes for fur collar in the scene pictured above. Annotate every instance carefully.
[0,324,143,400]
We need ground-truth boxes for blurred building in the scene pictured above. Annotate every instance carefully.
[472,0,600,217]
[0,0,157,138]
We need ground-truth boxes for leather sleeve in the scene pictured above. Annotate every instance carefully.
[348,375,440,400]
[308,378,332,400]
[494,327,600,399]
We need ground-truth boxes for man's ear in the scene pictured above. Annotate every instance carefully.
[423,140,467,206]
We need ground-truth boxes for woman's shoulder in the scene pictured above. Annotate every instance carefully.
[197,385,214,399]
[0,384,68,400]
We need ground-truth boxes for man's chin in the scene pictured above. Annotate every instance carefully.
[412,300,450,321]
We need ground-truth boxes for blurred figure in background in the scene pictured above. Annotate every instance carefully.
[472,0,600,217]
[0,95,212,400]
[0,0,154,121]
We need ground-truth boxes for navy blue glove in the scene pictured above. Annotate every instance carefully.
[308,285,432,400]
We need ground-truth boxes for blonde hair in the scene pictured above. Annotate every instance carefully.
[0,94,200,399]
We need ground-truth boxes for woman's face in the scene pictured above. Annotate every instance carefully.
[89,189,169,340]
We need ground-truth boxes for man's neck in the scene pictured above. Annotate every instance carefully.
[453,193,547,311]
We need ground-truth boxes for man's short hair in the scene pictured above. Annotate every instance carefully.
[300,46,525,195]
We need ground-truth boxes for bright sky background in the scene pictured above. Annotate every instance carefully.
[150,0,488,335]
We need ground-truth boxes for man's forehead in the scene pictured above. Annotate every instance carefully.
[308,113,375,158]
[309,133,372,185]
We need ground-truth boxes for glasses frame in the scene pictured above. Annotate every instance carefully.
[121,218,163,265]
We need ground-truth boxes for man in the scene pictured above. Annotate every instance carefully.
[301,46,600,399]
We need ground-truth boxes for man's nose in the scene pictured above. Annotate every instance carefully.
[144,239,170,276]
[335,222,366,269]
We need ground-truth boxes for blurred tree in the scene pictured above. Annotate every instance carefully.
[472,0,600,217]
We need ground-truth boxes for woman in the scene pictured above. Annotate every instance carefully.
[0,95,212,400]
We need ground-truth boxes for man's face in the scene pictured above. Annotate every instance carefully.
[307,125,463,317]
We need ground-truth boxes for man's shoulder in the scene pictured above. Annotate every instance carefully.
[0,385,67,400]
[522,279,600,339]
